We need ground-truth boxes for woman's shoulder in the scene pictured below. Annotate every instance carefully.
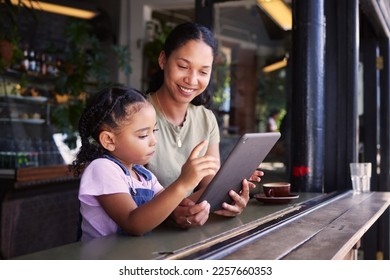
[188,103,216,118]
[187,104,219,133]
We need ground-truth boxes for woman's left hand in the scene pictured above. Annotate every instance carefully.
[171,198,210,228]
[214,169,264,217]
[249,169,264,183]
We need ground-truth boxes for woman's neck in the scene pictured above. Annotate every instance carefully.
[153,89,188,126]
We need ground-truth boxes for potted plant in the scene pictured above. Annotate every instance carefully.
[0,1,35,73]
[1,1,18,76]
[0,0,37,99]
[142,20,174,90]
[51,19,131,149]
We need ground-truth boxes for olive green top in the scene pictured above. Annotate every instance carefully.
[147,97,220,188]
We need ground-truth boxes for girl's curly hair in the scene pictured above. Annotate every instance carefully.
[71,87,147,176]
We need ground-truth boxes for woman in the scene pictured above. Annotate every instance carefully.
[146,22,263,228]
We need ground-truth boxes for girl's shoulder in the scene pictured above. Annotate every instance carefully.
[83,158,123,176]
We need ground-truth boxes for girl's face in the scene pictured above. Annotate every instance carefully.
[159,39,214,103]
[110,103,158,167]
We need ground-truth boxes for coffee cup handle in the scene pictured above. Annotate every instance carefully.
[266,189,274,197]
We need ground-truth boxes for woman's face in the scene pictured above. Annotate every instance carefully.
[159,39,214,103]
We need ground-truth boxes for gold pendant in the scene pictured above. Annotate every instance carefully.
[177,137,182,148]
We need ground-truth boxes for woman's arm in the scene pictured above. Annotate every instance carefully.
[168,142,219,228]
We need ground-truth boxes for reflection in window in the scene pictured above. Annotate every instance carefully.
[213,0,292,179]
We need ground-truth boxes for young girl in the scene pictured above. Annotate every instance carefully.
[71,87,218,241]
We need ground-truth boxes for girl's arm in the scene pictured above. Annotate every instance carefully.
[167,142,219,228]
[97,141,218,236]
[188,142,220,202]
[97,181,191,236]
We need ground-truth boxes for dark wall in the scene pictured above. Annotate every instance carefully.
[1,180,80,259]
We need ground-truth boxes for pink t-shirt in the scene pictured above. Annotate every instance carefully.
[78,158,164,241]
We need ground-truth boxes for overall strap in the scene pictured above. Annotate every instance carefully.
[103,154,152,180]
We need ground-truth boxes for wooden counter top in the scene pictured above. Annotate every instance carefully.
[15,191,390,260]
[223,191,390,259]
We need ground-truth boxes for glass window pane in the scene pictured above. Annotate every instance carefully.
[213,0,292,181]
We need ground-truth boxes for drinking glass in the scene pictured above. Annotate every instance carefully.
[350,162,372,193]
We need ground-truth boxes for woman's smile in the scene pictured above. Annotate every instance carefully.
[178,85,196,97]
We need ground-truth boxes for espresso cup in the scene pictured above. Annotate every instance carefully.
[263,182,291,197]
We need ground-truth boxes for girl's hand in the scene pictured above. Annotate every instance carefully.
[177,141,219,192]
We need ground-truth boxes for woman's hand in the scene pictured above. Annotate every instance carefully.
[214,168,264,217]
[170,198,210,228]
[249,169,264,183]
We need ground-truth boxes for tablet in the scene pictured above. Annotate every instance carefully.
[197,132,281,211]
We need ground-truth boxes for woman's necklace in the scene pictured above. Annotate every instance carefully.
[155,93,182,148]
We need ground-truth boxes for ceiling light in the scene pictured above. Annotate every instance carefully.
[11,0,98,19]
[263,56,288,73]
[257,0,292,31]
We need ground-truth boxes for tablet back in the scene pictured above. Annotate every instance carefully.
[197,132,281,211]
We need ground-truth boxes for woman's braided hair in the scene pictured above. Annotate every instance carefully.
[71,87,147,176]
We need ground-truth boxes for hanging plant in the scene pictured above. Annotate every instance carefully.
[143,20,174,88]
[0,0,35,74]
[52,19,131,148]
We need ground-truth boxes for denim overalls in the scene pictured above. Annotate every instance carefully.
[103,154,154,234]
